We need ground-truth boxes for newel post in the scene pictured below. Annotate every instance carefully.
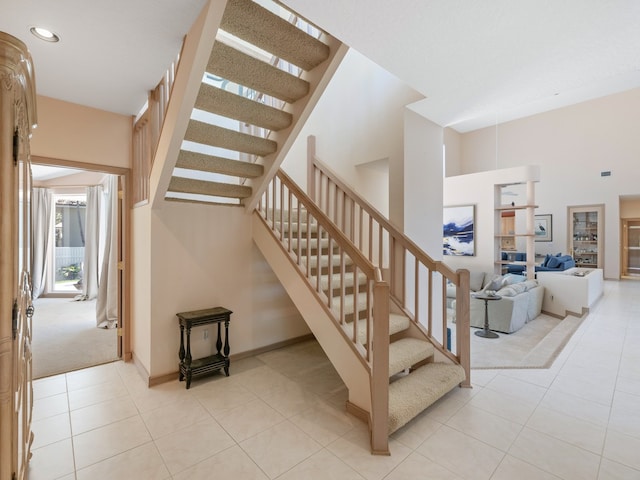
[370,280,390,455]
[455,269,471,387]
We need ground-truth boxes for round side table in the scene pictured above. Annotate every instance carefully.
[473,293,502,338]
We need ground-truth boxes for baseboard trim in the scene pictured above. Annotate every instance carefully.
[145,333,316,387]
[346,400,370,425]
[131,352,151,386]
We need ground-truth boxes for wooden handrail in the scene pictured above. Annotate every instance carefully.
[257,168,391,452]
[306,135,471,385]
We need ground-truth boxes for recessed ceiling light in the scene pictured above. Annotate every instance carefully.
[30,27,60,43]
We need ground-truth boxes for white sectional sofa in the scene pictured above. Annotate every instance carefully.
[449,272,545,334]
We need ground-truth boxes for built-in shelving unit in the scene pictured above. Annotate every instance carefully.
[569,205,604,269]
[495,182,537,280]
[623,219,640,277]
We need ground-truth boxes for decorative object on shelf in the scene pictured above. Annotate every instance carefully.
[443,204,475,256]
[534,214,552,242]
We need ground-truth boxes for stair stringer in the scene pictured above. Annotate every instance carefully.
[243,41,349,212]
[149,0,227,208]
[252,211,372,414]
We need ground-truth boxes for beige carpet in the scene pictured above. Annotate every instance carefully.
[31,297,118,379]
[451,312,586,370]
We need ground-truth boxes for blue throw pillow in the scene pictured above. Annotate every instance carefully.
[547,256,561,268]
[542,254,551,267]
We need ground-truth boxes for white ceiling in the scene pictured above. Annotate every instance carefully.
[2,0,640,132]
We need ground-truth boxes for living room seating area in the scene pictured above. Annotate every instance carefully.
[448,271,545,334]
[505,252,576,275]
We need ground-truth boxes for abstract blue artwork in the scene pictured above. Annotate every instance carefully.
[443,205,475,256]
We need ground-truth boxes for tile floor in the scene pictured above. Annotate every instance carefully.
[29,279,640,480]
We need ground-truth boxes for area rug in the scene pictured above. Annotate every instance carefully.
[452,312,587,370]
[31,297,118,379]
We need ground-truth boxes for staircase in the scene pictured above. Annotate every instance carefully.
[253,170,470,454]
[139,0,471,455]
[161,0,345,207]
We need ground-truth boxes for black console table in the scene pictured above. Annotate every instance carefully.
[177,306,232,389]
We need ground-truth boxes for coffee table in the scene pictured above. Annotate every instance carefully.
[473,293,502,338]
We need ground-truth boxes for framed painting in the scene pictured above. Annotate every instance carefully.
[443,205,475,256]
[534,214,552,241]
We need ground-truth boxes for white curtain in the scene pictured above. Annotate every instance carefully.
[96,175,118,328]
[31,187,52,299]
[81,185,102,300]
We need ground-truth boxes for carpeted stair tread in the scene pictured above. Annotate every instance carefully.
[287,236,331,251]
[272,220,318,235]
[317,271,368,291]
[166,197,242,207]
[346,312,411,344]
[388,363,466,434]
[388,338,434,378]
[195,83,292,131]
[208,41,309,104]
[302,253,354,270]
[176,150,264,178]
[185,120,277,157]
[168,177,251,199]
[221,0,330,71]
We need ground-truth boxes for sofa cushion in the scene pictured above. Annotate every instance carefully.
[546,256,561,268]
[497,285,517,297]
[521,279,538,291]
[469,271,486,292]
[503,273,526,285]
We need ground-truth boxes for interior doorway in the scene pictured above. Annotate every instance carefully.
[30,159,130,378]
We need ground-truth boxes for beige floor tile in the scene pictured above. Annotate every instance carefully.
[289,399,357,446]
[33,374,67,400]
[539,388,611,427]
[31,412,71,450]
[240,421,322,479]
[76,442,170,480]
[526,406,607,454]
[615,375,640,397]
[73,415,151,469]
[66,361,121,391]
[141,396,209,439]
[327,425,412,480]
[154,416,235,475]
[416,425,504,480]
[277,448,366,480]
[509,427,600,480]
[28,439,75,480]
[233,365,298,396]
[603,429,640,471]
[491,455,562,480]
[391,410,443,450]
[216,397,285,442]
[32,392,69,422]
[500,366,561,389]
[130,380,191,413]
[467,386,537,425]
[445,404,522,452]
[67,378,128,411]
[468,369,499,387]
[70,396,139,435]
[260,381,324,417]
[598,458,640,480]
[172,445,268,480]
[194,380,258,418]
[608,392,640,439]
[549,374,615,407]
[485,374,547,404]
[383,451,461,480]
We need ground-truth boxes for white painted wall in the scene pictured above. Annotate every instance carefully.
[142,202,309,378]
[443,166,540,274]
[282,48,423,217]
[457,88,640,279]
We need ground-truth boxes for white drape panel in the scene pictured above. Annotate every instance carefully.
[96,176,118,328]
[82,185,102,300]
[31,187,51,299]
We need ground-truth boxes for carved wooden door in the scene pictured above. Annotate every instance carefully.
[0,31,37,480]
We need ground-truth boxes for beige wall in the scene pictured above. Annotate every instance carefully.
[282,48,423,217]
[134,202,309,378]
[456,88,640,279]
[31,95,132,168]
